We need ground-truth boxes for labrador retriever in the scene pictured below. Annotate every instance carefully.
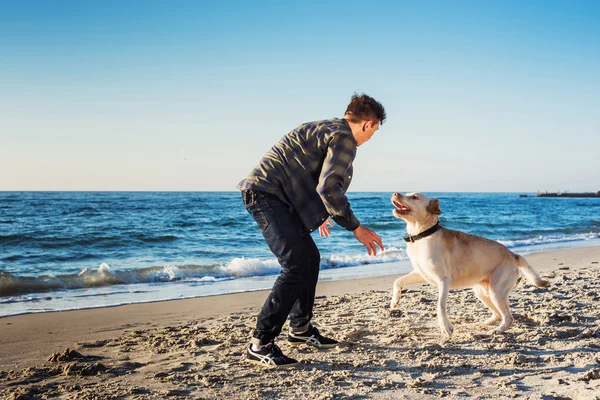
[390,192,549,337]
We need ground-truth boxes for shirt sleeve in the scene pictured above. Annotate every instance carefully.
[316,133,360,231]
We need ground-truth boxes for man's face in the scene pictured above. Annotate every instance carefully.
[355,120,380,146]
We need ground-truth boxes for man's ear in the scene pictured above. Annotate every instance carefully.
[427,198,442,215]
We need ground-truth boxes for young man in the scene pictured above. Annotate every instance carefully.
[238,93,386,367]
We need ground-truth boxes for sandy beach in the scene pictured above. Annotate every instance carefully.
[1,245,599,399]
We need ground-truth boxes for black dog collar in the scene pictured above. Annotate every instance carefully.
[404,222,442,243]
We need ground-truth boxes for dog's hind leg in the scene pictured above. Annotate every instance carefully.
[436,277,454,338]
[390,271,425,310]
[473,284,501,325]
[488,265,519,333]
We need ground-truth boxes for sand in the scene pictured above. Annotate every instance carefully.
[1,246,599,399]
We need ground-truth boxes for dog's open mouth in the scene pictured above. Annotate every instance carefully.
[393,200,410,213]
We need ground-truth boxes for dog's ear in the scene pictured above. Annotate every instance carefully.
[427,198,442,215]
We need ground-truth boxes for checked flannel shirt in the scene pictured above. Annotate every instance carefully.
[237,118,360,233]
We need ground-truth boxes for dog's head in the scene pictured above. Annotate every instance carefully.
[391,192,442,224]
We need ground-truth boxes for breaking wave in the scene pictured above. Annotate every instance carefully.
[2,230,598,299]
[0,248,408,297]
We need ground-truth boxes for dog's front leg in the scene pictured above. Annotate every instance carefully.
[390,270,425,309]
[437,277,454,338]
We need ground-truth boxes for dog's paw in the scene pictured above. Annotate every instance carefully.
[492,317,514,334]
[492,326,509,335]
[440,322,454,338]
[482,315,501,326]
[389,297,401,310]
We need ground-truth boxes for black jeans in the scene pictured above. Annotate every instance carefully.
[242,189,320,345]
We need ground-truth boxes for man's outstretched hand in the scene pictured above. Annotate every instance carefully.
[353,226,385,256]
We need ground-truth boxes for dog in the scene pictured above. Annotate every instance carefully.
[390,192,549,337]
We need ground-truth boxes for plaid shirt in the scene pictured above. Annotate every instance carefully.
[237,118,360,232]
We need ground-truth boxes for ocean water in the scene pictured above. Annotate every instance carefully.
[1,191,599,317]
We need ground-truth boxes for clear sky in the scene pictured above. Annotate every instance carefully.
[1,0,598,192]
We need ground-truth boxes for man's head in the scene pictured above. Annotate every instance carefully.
[344,93,386,146]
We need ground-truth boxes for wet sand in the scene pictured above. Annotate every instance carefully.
[1,246,599,399]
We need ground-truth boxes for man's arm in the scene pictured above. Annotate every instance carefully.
[316,133,359,231]
[316,132,385,255]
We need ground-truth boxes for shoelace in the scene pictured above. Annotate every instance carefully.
[267,342,284,357]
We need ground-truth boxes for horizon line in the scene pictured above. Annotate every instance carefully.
[1,190,592,194]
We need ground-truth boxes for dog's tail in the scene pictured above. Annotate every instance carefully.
[516,254,549,288]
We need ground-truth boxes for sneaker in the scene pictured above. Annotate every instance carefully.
[246,342,298,368]
[288,325,339,349]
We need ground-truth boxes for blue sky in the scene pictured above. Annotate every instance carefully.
[1,0,598,192]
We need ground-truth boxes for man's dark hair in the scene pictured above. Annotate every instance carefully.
[344,93,386,124]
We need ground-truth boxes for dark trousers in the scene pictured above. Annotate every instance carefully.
[242,189,320,345]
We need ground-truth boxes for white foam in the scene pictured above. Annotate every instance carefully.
[499,232,599,248]
[222,257,281,277]
[218,248,408,277]
[324,247,408,269]
[186,276,235,283]
[98,263,112,274]
[0,295,37,304]
[151,265,185,281]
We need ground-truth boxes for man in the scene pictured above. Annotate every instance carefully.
[238,93,386,367]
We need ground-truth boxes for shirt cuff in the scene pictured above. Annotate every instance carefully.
[333,214,360,231]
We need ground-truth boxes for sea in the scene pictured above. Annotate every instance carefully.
[1,192,599,317]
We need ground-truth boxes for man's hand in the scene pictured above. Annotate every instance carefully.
[319,218,335,237]
[353,226,384,256]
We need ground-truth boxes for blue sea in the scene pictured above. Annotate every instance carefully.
[1,192,599,317]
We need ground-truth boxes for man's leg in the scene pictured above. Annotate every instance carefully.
[288,233,320,332]
[285,228,338,349]
[243,191,312,345]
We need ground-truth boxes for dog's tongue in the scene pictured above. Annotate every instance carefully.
[395,202,409,211]
[392,199,410,212]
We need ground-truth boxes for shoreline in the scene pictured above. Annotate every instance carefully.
[3,238,599,319]
[2,245,600,399]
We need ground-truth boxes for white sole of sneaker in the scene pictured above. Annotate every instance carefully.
[288,341,338,349]
[246,358,299,368]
